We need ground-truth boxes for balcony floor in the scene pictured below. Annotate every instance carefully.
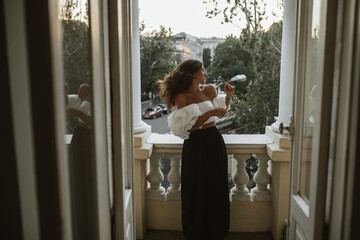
[144,230,274,240]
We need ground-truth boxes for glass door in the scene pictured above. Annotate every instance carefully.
[57,0,112,238]
[288,0,334,239]
[57,0,136,238]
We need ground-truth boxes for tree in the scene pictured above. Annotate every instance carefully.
[206,37,255,97]
[60,0,90,133]
[202,48,212,68]
[230,21,282,133]
[60,0,90,94]
[204,0,268,39]
[203,0,283,133]
[140,25,176,98]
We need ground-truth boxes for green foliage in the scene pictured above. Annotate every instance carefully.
[230,22,282,133]
[202,48,212,68]
[60,0,90,133]
[61,0,90,94]
[245,155,258,181]
[61,19,90,94]
[204,0,267,38]
[140,25,177,95]
[206,38,255,97]
[203,0,283,133]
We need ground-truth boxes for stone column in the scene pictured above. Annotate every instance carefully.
[271,0,297,133]
[132,0,149,134]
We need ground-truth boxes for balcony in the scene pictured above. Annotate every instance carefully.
[134,126,291,240]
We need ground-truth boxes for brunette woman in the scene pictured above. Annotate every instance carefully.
[67,72,96,239]
[158,59,235,240]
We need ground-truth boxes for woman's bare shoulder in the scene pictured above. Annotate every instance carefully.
[203,84,217,98]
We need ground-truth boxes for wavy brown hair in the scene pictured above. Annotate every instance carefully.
[157,59,203,109]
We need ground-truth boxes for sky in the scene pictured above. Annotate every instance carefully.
[139,0,284,38]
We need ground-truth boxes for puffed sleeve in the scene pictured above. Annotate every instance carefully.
[167,104,201,139]
[212,94,227,109]
[67,94,82,109]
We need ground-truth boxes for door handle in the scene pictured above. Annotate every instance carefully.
[279,115,294,141]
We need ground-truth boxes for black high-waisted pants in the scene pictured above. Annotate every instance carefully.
[181,126,230,240]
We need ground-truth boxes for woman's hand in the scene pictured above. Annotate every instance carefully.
[224,83,235,107]
[67,107,92,128]
[189,107,227,131]
[224,83,235,99]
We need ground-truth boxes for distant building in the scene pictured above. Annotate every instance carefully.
[172,32,225,63]
[200,37,226,59]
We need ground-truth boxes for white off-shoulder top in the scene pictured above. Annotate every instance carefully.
[67,94,91,125]
[167,95,228,139]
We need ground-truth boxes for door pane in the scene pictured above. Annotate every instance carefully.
[59,0,97,238]
[299,0,324,203]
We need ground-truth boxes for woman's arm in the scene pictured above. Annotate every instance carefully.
[67,107,91,128]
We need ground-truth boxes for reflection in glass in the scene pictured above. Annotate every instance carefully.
[299,0,324,203]
[60,0,96,238]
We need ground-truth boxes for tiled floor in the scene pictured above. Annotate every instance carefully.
[143,230,274,240]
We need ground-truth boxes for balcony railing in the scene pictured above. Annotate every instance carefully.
[134,126,291,240]
[146,134,273,202]
[144,133,274,232]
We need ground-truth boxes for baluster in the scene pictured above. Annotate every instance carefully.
[251,154,271,201]
[246,178,256,189]
[147,153,165,200]
[167,154,181,200]
[231,154,251,201]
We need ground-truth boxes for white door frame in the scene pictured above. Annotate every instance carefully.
[108,0,136,239]
[327,0,359,239]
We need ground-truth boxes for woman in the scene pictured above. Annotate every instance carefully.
[158,59,235,240]
[67,72,96,239]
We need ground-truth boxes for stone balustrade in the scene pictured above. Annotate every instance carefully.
[147,152,272,202]
[146,134,273,201]
[134,128,292,240]
[144,133,274,232]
